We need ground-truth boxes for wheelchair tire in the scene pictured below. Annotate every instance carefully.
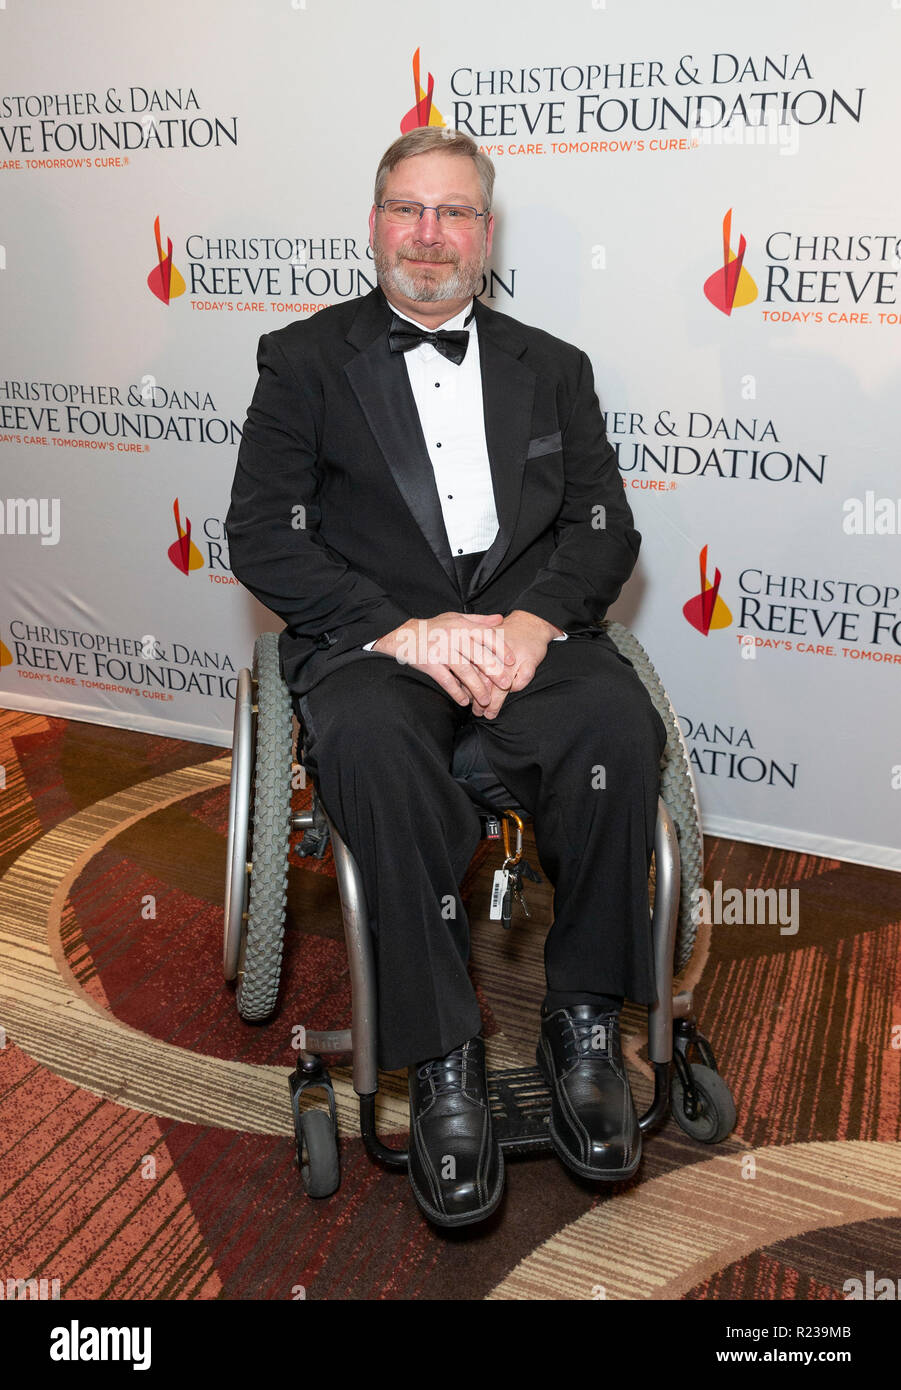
[670,1063,737,1144]
[297,1109,340,1198]
[604,622,704,972]
[223,666,253,983]
[235,632,294,1022]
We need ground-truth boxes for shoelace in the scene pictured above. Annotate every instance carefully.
[416,1044,471,1096]
[558,1013,618,1068]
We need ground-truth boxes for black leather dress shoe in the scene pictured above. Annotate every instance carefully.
[537,1005,641,1181]
[407,1035,504,1227]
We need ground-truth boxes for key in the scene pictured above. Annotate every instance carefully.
[501,880,513,927]
[510,862,530,919]
[519,857,542,885]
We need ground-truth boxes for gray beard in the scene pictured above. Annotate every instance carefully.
[374,244,485,304]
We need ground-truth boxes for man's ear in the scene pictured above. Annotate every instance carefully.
[485,211,495,259]
[368,204,377,250]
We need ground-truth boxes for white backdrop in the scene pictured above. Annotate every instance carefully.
[1,0,899,868]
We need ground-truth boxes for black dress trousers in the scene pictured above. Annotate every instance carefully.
[294,562,667,1071]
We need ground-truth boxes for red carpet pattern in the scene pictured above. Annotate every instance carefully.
[1,708,899,1300]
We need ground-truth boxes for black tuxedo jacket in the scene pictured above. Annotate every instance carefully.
[226,287,640,697]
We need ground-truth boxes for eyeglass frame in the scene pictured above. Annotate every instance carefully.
[375,200,489,225]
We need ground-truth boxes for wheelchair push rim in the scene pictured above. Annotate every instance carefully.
[223,665,254,981]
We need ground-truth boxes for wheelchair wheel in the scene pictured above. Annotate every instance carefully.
[297,1109,340,1198]
[604,622,704,972]
[228,632,294,1021]
[670,1063,737,1144]
[223,665,253,983]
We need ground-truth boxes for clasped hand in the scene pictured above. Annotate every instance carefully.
[372,609,561,719]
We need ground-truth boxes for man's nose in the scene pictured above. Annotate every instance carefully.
[413,207,443,242]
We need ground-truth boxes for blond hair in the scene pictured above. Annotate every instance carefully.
[374,128,495,210]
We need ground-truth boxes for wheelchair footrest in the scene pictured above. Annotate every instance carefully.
[488,1066,554,1154]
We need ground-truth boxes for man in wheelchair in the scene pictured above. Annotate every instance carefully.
[226,127,667,1228]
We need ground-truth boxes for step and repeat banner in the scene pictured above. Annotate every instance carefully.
[1,1,899,867]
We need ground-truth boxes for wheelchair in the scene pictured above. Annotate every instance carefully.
[222,626,736,1199]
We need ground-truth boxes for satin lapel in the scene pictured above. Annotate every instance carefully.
[344,299,457,589]
[468,305,536,596]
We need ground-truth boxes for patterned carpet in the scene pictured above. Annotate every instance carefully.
[0,707,899,1301]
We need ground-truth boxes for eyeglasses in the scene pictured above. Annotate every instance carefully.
[376,200,487,226]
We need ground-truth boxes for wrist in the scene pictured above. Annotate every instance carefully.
[507,609,563,642]
[374,618,415,656]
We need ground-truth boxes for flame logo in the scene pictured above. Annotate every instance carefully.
[683,545,733,634]
[147,215,186,304]
[167,498,204,575]
[703,209,757,316]
[0,635,12,667]
[400,47,445,132]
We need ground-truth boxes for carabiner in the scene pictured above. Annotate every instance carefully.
[501,809,524,867]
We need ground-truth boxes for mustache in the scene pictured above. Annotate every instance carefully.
[397,246,458,265]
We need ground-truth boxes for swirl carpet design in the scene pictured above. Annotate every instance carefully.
[0,709,898,1300]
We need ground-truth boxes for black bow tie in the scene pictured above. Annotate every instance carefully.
[387,313,471,365]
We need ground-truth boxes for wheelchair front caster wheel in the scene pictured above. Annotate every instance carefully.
[296,1110,340,1198]
[671,1063,737,1144]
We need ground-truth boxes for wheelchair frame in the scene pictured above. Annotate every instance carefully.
[222,627,736,1198]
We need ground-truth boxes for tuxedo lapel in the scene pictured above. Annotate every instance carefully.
[468,300,535,596]
[344,291,457,589]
